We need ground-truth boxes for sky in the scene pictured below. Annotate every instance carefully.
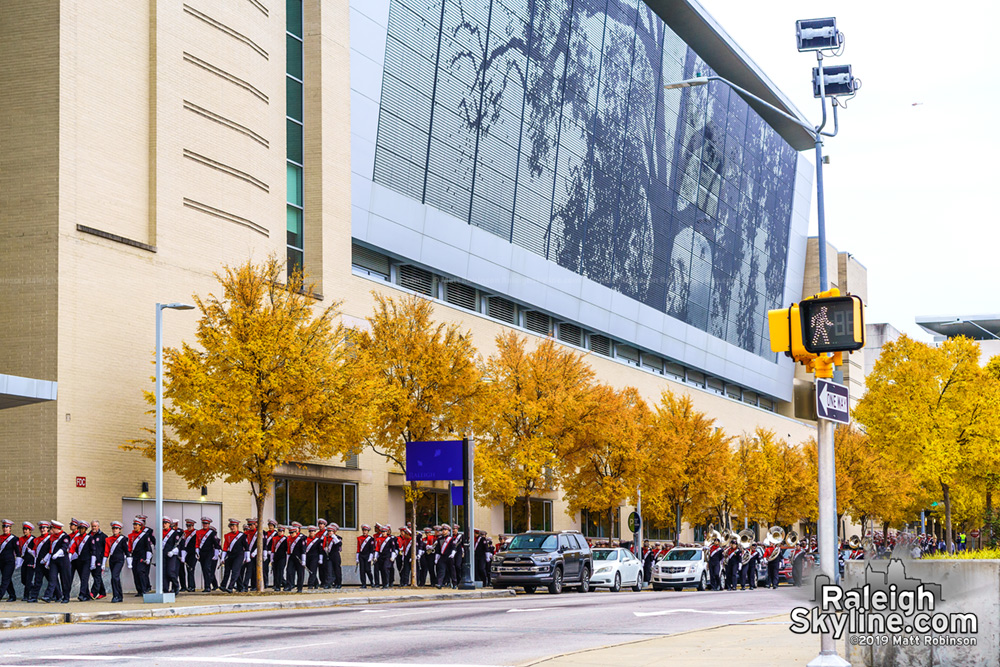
[700,1,1000,341]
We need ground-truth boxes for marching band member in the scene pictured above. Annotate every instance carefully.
[357,524,375,589]
[17,522,35,602]
[270,524,288,592]
[196,517,220,592]
[30,521,54,603]
[435,524,457,589]
[0,520,17,602]
[304,525,322,590]
[397,527,412,585]
[42,520,71,603]
[283,522,305,593]
[162,517,182,594]
[707,538,724,591]
[89,520,108,600]
[181,519,198,592]
[220,519,247,593]
[104,521,128,603]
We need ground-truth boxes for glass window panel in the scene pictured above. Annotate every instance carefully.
[287,247,303,277]
[344,484,357,529]
[287,206,303,248]
[286,34,303,80]
[287,479,315,526]
[317,482,344,526]
[286,78,303,122]
[287,165,303,207]
[286,0,302,38]
[287,120,303,164]
[274,479,288,524]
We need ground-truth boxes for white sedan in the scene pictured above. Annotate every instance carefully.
[589,548,644,592]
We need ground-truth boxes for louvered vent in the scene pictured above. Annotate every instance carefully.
[343,453,359,469]
[397,264,434,296]
[524,311,551,336]
[487,296,517,324]
[557,323,583,347]
[445,281,477,311]
[665,362,685,380]
[351,243,390,277]
[589,334,611,357]
[616,344,640,365]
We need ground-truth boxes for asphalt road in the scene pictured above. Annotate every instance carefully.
[0,586,808,666]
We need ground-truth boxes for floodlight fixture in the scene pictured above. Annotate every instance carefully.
[663,77,709,90]
[796,18,842,52]
[812,64,858,98]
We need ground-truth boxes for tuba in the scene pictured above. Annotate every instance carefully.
[738,529,755,549]
[703,529,723,548]
[848,535,862,549]
[765,526,785,561]
[784,531,799,548]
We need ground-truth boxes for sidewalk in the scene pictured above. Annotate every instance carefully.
[0,586,514,629]
[524,615,847,666]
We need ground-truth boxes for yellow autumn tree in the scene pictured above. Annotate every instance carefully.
[125,257,376,591]
[351,293,482,583]
[695,446,738,531]
[854,335,1000,551]
[803,425,918,536]
[559,385,649,535]
[475,331,596,530]
[733,428,812,529]
[642,391,732,538]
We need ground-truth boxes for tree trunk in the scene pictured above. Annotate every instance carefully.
[255,492,266,593]
[525,495,532,532]
[674,502,682,542]
[942,481,953,554]
[410,481,418,587]
[986,488,993,548]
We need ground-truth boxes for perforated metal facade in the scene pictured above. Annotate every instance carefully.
[371,0,798,360]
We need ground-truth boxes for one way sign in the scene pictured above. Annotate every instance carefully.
[816,379,850,424]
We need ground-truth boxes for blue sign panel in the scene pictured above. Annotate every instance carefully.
[405,440,464,481]
[451,485,463,508]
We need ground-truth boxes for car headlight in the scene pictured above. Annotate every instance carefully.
[595,566,611,574]
[687,565,696,573]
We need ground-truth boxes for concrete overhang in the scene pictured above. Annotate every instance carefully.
[916,315,1000,341]
[0,373,58,410]
[652,0,816,151]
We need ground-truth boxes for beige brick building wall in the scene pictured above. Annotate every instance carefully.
[0,0,818,559]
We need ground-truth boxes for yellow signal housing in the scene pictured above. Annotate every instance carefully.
[768,303,815,363]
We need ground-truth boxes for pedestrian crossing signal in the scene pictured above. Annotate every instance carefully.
[799,294,864,354]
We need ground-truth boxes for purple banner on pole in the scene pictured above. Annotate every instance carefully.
[405,440,464,481]
[451,485,463,507]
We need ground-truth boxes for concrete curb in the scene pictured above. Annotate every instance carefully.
[1,589,515,629]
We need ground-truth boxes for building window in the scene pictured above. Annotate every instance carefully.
[580,509,620,539]
[286,0,304,278]
[643,515,676,541]
[503,500,552,534]
[274,478,357,529]
[405,489,466,529]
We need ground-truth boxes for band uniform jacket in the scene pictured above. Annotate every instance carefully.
[286,533,305,561]
[357,535,374,562]
[0,533,17,565]
[17,535,35,568]
[163,529,182,560]
[48,531,71,563]
[130,528,155,564]
[222,531,247,561]
[105,534,128,564]
[196,526,220,561]
[182,529,198,564]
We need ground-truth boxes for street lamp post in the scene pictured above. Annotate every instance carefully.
[144,302,194,604]
[665,57,854,667]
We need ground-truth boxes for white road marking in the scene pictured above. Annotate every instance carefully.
[0,656,504,667]
[633,609,751,617]
[505,607,560,613]
[225,641,347,657]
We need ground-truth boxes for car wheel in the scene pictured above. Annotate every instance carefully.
[631,576,643,592]
[609,572,621,593]
[547,567,563,595]
[578,566,591,593]
[523,586,536,594]
[697,572,708,591]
